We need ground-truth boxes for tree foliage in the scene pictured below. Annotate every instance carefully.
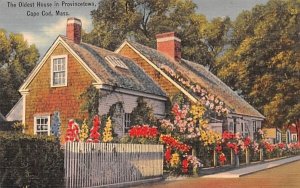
[217,0,300,127]
[0,29,39,115]
[83,0,230,72]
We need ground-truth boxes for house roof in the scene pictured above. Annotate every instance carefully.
[286,125,298,134]
[20,35,166,99]
[5,97,23,122]
[60,36,166,97]
[0,111,6,122]
[121,40,264,119]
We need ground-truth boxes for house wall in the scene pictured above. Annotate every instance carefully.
[98,91,166,136]
[98,91,165,116]
[118,45,180,96]
[25,43,95,141]
[226,114,262,139]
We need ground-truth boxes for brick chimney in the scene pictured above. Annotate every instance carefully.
[156,32,181,61]
[66,17,82,44]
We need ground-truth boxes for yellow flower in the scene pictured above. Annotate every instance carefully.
[103,117,113,142]
[191,103,206,120]
[80,119,89,141]
[170,153,180,167]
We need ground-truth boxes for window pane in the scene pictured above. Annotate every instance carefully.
[61,60,65,71]
[42,124,48,130]
[53,72,65,85]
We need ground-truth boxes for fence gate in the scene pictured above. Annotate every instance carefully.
[64,142,163,187]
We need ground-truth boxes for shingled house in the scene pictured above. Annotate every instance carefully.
[14,18,166,140]
[9,18,264,140]
[116,32,265,138]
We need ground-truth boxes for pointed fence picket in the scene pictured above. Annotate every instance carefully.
[64,142,163,187]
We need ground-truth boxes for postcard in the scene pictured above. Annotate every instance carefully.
[0,0,298,187]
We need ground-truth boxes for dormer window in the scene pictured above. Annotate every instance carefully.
[105,56,128,70]
[51,55,68,87]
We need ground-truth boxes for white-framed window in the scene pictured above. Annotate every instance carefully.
[34,115,51,136]
[253,121,257,132]
[51,55,68,87]
[124,113,131,133]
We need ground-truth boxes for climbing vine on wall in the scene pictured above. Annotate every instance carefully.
[80,85,100,120]
[130,97,156,127]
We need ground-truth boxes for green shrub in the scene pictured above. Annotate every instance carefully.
[0,132,64,187]
[0,121,19,131]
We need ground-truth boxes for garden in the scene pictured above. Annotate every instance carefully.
[1,100,300,187]
[64,99,300,176]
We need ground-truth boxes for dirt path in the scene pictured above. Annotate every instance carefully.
[137,160,300,188]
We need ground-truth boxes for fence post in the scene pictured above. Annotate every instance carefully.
[246,148,250,164]
[192,148,198,175]
[260,148,264,161]
[213,150,217,167]
[230,149,234,165]
[235,154,240,167]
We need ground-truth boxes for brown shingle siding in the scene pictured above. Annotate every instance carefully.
[25,43,95,142]
[118,45,180,96]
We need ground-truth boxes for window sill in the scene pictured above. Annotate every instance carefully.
[51,84,67,88]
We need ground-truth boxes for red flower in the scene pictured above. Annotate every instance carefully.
[278,143,285,149]
[165,147,172,162]
[161,135,191,153]
[65,119,80,142]
[219,153,226,165]
[128,125,158,139]
[172,103,180,116]
[215,145,222,153]
[227,142,239,154]
[182,158,189,173]
[87,115,101,143]
[222,131,235,140]
[244,137,251,148]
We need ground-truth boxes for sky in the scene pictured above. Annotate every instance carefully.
[0,0,269,56]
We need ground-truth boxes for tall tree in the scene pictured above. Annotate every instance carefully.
[0,29,39,115]
[83,0,230,72]
[217,0,300,127]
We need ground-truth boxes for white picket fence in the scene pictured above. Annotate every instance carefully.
[64,142,164,187]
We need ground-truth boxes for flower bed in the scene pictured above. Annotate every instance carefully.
[64,106,300,176]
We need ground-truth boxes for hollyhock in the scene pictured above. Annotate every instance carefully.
[87,115,101,143]
[182,158,189,173]
[65,119,80,142]
[103,117,113,142]
[165,147,172,162]
[170,153,180,167]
